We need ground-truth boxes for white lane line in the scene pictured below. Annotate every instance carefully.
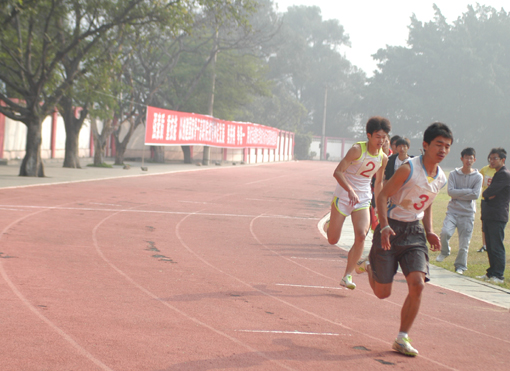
[244,175,287,185]
[236,330,341,336]
[93,208,297,371]
[290,257,342,261]
[0,207,25,211]
[276,283,344,290]
[178,201,213,204]
[89,202,121,206]
[0,204,114,371]
[0,204,316,220]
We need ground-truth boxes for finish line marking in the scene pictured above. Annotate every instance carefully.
[236,330,341,336]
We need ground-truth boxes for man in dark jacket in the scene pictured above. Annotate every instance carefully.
[478,148,510,284]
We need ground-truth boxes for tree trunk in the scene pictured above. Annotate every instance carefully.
[114,140,127,165]
[91,117,113,166]
[181,145,192,164]
[61,98,88,169]
[63,125,81,168]
[114,117,139,165]
[153,146,165,163]
[93,139,105,166]
[19,119,45,177]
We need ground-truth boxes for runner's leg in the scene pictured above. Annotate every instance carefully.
[326,202,347,245]
[343,208,370,277]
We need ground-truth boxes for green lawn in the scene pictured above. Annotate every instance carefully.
[429,184,510,289]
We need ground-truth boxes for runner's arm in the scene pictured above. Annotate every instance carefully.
[373,153,388,209]
[377,163,411,249]
[333,144,362,206]
[423,204,440,251]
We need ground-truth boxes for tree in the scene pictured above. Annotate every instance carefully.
[363,4,510,163]
[122,0,276,164]
[0,0,205,176]
[243,5,365,138]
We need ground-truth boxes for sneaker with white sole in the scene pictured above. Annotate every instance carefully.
[490,277,504,284]
[355,258,368,274]
[392,337,419,357]
[340,275,356,290]
[455,268,463,275]
[476,274,489,281]
[435,254,448,262]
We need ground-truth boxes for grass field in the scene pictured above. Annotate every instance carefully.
[430,182,510,289]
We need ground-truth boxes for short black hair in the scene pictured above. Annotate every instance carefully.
[423,122,453,144]
[461,147,476,158]
[366,116,391,135]
[395,137,410,148]
[390,135,401,145]
[489,147,507,160]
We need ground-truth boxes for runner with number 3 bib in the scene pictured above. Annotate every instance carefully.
[356,122,453,357]
[325,116,391,290]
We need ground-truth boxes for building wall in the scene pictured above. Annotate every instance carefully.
[1,110,294,164]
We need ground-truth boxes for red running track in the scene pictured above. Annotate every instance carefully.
[0,161,508,370]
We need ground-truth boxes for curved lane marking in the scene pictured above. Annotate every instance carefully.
[0,206,114,371]
[92,208,297,371]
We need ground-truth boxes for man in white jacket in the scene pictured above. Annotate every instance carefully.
[436,147,483,274]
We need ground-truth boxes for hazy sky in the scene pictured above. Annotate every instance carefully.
[274,1,508,75]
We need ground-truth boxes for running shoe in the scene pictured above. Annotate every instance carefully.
[355,258,368,274]
[476,274,489,281]
[340,275,356,290]
[490,277,504,284]
[455,268,463,275]
[392,337,419,357]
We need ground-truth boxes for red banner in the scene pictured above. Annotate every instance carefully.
[145,106,279,149]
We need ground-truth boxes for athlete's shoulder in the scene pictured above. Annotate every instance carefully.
[346,142,364,157]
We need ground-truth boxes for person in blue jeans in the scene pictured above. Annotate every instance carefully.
[478,148,510,284]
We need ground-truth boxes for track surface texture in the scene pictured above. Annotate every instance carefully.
[0,161,508,370]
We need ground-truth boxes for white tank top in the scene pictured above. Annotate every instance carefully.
[387,156,447,222]
[334,141,384,201]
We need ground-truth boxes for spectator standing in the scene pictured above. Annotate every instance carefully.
[477,161,496,252]
[435,148,482,274]
[385,137,412,182]
[477,148,510,284]
[389,135,401,154]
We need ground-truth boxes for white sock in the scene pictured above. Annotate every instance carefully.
[397,332,408,341]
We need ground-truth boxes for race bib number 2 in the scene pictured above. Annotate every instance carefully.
[356,158,380,178]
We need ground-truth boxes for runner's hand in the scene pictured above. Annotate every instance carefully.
[426,232,441,251]
[348,189,359,206]
[381,227,395,250]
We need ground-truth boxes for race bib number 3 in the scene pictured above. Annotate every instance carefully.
[400,188,436,211]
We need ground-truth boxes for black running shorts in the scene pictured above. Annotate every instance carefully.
[369,218,429,284]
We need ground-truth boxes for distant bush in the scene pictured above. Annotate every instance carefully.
[294,132,313,160]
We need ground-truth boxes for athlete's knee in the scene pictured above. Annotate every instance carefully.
[327,235,340,245]
[407,275,425,296]
[372,282,392,299]
[354,231,367,243]
[374,287,391,299]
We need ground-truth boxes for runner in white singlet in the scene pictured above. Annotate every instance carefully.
[325,116,391,290]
